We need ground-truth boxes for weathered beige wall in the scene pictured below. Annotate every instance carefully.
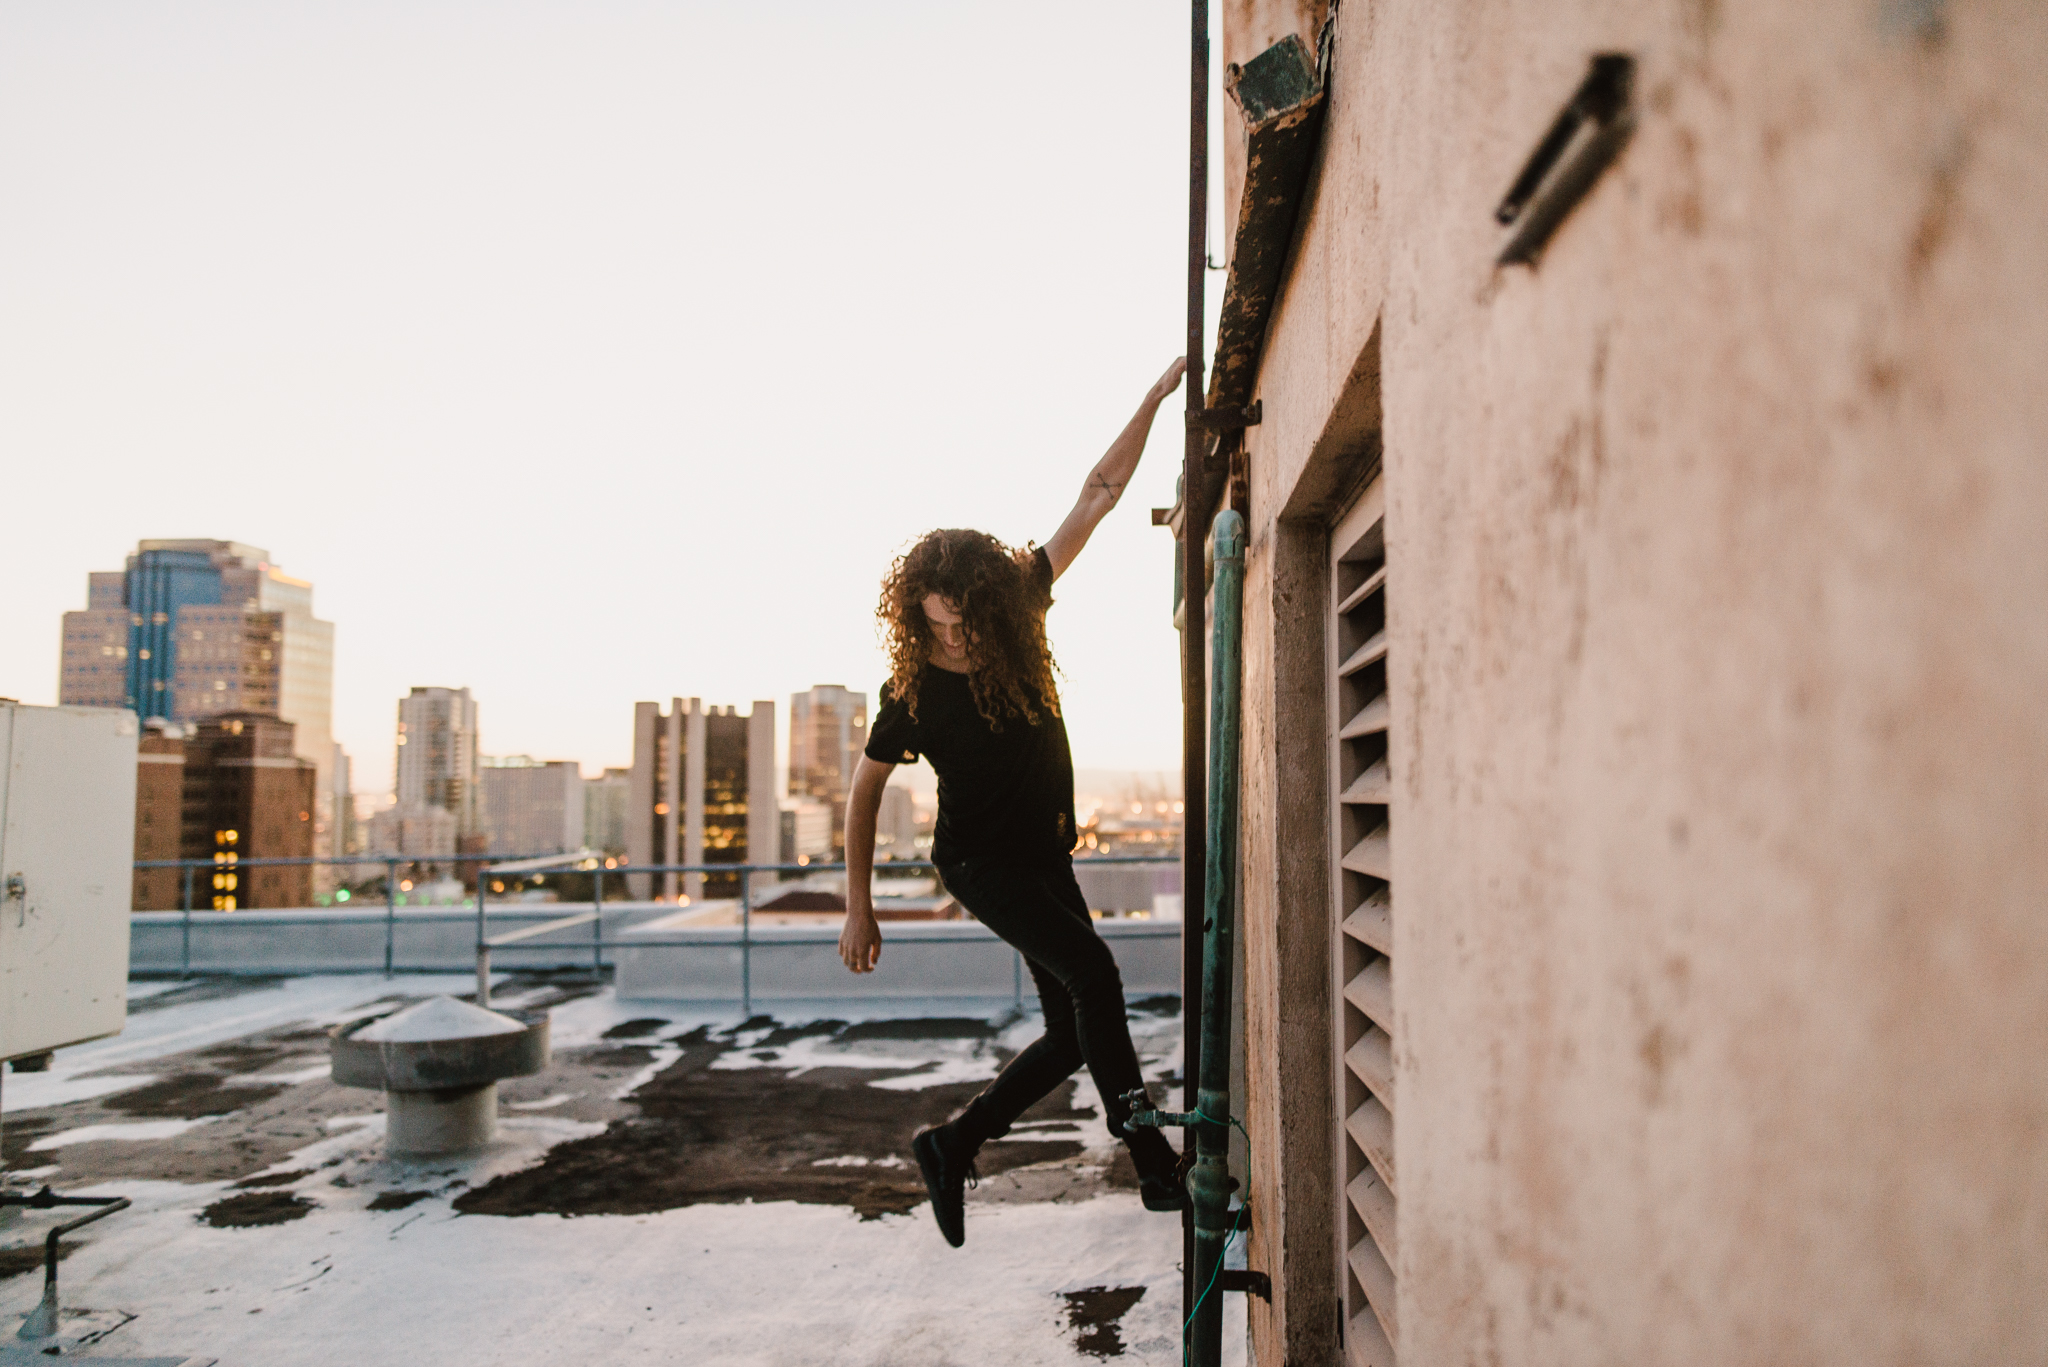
[1228,0,2048,1362]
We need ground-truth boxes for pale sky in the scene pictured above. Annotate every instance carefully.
[0,1,1225,794]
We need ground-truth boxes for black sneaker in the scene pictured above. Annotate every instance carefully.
[1130,1139,1192,1212]
[912,1123,978,1248]
[1137,1153,1191,1212]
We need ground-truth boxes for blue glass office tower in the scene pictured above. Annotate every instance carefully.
[124,545,245,718]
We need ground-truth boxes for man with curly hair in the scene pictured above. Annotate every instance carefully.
[838,357,1190,1248]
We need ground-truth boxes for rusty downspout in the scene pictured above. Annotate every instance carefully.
[1179,0,1212,1329]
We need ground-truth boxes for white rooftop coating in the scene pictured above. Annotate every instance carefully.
[0,975,1234,1365]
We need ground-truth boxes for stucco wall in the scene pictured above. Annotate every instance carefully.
[1226,0,2047,1362]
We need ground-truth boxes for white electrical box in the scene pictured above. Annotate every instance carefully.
[0,702,137,1062]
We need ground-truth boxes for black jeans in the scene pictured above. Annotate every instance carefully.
[938,854,1173,1165]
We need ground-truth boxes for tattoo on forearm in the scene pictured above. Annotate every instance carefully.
[1090,473,1124,501]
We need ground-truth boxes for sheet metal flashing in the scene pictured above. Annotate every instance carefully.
[1206,33,1330,414]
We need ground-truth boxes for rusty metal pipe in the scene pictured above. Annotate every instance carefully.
[1180,0,1212,1331]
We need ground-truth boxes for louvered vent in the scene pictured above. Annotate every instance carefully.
[1332,485,1396,1365]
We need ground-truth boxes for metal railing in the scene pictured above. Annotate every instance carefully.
[472,854,1178,1015]
[135,850,580,977]
[131,852,1182,1014]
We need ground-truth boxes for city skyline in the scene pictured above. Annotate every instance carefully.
[0,3,1210,796]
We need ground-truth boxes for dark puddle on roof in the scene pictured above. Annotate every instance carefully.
[195,1031,328,1073]
[456,1017,1083,1221]
[0,1115,57,1169]
[600,1018,671,1040]
[1063,1285,1147,1358]
[367,1190,431,1211]
[102,1073,288,1121]
[0,1241,76,1281]
[837,1017,1000,1042]
[201,1191,317,1228]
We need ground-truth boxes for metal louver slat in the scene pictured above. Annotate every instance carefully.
[1339,695,1390,738]
[1343,1026,1395,1110]
[1347,1167,1399,1266]
[1342,760,1390,805]
[1347,1235,1400,1349]
[1344,958,1393,1031]
[1342,891,1392,954]
[1342,827,1391,879]
[1346,1307,1398,1367]
[1333,487,1395,1358]
[1345,1095,1397,1193]
[1338,630,1390,677]
[1336,564,1388,616]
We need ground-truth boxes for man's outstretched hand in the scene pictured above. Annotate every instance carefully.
[839,909,882,973]
[1148,356,1189,405]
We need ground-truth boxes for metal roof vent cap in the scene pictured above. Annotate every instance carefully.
[331,996,549,1155]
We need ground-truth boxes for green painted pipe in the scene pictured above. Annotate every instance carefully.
[1189,507,1245,1367]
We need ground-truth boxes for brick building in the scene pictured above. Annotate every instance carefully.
[132,725,186,910]
[179,713,315,910]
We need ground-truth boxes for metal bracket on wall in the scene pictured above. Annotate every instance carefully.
[1494,53,1638,266]
[1187,401,1262,432]
[1220,1269,1272,1301]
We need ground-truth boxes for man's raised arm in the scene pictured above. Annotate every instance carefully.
[1042,357,1187,581]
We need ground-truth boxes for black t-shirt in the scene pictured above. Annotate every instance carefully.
[865,548,1075,864]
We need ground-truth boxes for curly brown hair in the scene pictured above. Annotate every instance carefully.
[879,528,1060,730]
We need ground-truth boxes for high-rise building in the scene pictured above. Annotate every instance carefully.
[179,713,316,910]
[789,685,866,858]
[59,541,335,865]
[479,756,585,855]
[628,698,774,901]
[583,767,630,855]
[395,687,479,837]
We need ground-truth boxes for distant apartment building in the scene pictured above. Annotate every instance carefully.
[583,767,630,855]
[179,713,315,909]
[395,687,479,837]
[364,804,457,865]
[628,698,774,901]
[59,540,336,863]
[788,685,865,858]
[779,797,833,869]
[331,744,357,856]
[876,784,919,860]
[132,724,187,910]
[479,756,585,855]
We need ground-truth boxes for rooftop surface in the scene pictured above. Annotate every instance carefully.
[2,976,1241,1365]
